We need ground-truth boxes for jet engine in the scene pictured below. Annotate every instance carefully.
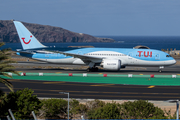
[100,59,121,71]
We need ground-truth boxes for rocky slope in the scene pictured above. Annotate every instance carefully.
[0,20,114,43]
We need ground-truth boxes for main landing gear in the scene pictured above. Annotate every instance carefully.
[158,66,164,73]
[87,67,98,72]
[87,62,98,72]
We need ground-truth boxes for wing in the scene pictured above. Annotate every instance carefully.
[57,51,103,63]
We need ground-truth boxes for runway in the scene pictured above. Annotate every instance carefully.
[13,61,180,75]
[1,79,180,100]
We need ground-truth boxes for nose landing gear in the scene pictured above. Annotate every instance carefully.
[158,66,164,73]
[158,69,162,73]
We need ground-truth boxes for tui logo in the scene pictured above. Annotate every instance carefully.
[138,51,152,57]
[21,35,32,44]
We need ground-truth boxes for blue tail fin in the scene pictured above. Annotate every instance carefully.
[13,21,46,50]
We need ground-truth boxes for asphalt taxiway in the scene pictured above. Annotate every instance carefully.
[13,61,180,75]
[1,79,180,100]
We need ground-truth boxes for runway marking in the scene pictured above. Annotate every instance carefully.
[8,79,21,81]
[8,79,43,84]
[148,86,155,88]
[3,87,180,96]
[55,72,62,74]
[90,84,114,86]
[8,79,119,87]
[7,79,180,90]
[43,82,65,84]
[32,89,180,96]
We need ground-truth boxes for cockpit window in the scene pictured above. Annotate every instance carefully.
[166,55,172,57]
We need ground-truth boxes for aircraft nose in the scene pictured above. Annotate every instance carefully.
[172,59,176,65]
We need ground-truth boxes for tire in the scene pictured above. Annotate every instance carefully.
[87,68,91,72]
[95,67,98,72]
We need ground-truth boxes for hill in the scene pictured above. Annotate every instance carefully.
[0,20,114,43]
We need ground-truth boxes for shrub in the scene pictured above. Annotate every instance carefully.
[0,88,42,119]
[121,100,168,119]
[41,98,67,119]
[70,99,87,118]
[87,102,121,119]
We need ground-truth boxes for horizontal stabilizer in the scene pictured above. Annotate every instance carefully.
[16,50,36,54]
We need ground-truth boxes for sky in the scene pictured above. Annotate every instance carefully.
[1,0,180,36]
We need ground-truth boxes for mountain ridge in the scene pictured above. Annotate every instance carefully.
[0,20,114,43]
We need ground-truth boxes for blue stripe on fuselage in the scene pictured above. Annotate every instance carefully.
[17,52,72,59]
[64,48,174,61]
[17,48,174,61]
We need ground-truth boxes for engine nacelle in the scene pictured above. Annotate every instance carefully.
[101,59,121,71]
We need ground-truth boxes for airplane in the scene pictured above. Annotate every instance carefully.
[13,21,176,72]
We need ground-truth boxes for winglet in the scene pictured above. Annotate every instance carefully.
[13,21,47,50]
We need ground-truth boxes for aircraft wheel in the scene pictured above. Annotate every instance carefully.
[87,68,91,72]
[158,69,162,73]
[95,67,98,72]
[87,67,98,72]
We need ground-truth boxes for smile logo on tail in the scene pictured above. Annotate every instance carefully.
[21,35,32,44]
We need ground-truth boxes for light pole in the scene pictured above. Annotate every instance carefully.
[167,99,179,120]
[59,92,69,120]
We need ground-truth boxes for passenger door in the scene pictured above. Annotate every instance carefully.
[155,53,160,60]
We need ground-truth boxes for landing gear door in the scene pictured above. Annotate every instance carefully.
[155,53,160,60]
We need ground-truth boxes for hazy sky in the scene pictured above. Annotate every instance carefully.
[1,0,180,36]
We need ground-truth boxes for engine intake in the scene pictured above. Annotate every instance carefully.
[101,59,121,71]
